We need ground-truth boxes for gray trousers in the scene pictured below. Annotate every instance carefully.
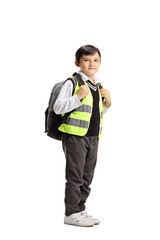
[62,133,99,216]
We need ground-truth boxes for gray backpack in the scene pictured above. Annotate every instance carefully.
[45,73,84,140]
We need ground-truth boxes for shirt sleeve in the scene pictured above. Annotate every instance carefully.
[103,103,111,113]
[53,80,82,114]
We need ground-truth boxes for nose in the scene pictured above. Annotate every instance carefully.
[89,60,94,66]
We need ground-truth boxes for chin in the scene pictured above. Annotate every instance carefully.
[88,71,97,75]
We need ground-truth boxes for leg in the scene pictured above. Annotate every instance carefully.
[79,136,99,212]
[62,134,88,216]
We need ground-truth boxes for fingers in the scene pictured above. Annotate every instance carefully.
[100,88,111,106]
[77,85,89,100]
[100,88,110,97]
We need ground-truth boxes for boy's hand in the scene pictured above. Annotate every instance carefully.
[77,85,89,100]
[100,88,111,108]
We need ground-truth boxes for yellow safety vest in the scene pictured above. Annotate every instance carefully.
[58,80,104,139]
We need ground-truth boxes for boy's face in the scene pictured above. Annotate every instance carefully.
[75,52,101,78]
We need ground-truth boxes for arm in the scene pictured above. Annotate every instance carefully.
[100,88,111,112]
[53,80,82,114]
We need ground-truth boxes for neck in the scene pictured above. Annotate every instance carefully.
[86,74,95,84]
[79,71,95,84]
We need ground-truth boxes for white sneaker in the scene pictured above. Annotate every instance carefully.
[64,212,94,227]
[81,211,100,225]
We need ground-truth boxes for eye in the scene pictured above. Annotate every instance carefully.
[84,59,89,62]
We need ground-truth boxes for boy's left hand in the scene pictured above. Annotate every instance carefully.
[100,88,111,108]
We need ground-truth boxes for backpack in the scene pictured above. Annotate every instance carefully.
[45,73,85,140]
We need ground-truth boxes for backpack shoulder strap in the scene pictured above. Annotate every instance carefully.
[65,73,85,95]
[97,82,103,89]
[65,77,76,92]
[72,72,85,86]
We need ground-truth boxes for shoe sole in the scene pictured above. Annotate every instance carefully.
[94,222,100,225]
[64,221,94,227]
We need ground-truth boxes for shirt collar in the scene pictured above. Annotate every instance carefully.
[78,71,100,84]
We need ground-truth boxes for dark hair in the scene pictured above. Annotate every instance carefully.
[75,45,101,63]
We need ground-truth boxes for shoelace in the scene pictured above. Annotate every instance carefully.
[81,211,100,224]
[81,211,92,218]
[71,212,87,221]
[71,212,91,222]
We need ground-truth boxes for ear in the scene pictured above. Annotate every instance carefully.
[75,61,80,67]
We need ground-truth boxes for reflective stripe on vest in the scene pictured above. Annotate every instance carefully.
[74,105,92,113]
[63,118,89,129]
[58,79,104,139]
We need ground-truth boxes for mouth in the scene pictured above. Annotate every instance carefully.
[88,68,95,70]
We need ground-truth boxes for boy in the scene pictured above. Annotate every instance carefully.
[54,45,111,227]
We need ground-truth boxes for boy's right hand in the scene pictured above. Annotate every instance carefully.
[77,85,89,100]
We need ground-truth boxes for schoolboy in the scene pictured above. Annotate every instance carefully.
[54,45,111,227]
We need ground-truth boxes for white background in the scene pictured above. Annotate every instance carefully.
[0,0,160,239]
